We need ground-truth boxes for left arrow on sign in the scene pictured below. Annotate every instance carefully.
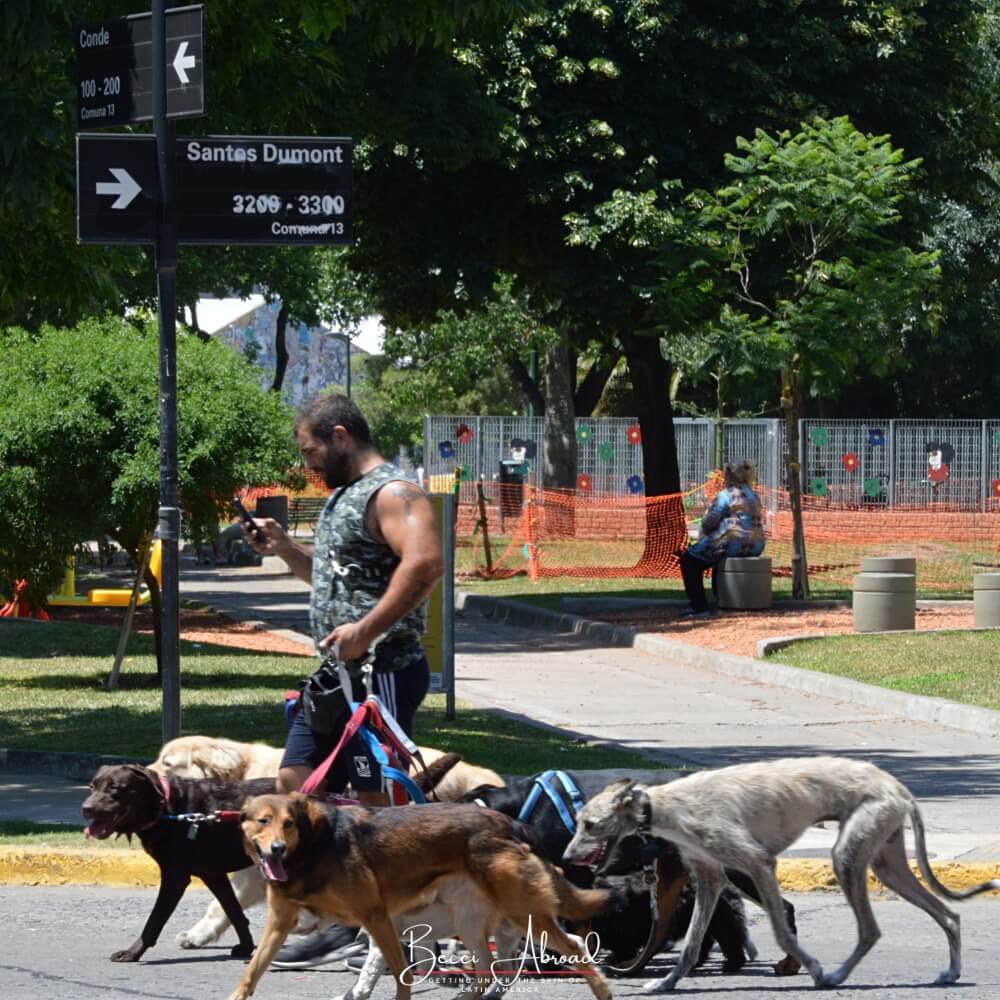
[172,40,196,85]
[95,168,142,209]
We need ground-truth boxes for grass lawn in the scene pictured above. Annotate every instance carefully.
[456,531,978,604]
[0,617,655,769]
[767,631,1000,710]
[0,820,143,849]
[457,572,858,609]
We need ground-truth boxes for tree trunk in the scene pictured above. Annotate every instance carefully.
[620,331,685,570]
[187,301,211,343]
[573,351,621,416]
[542,329,577,489]
[542,328,577,536]
[507,357,545,416]
[271,302,289,393]
[782,365,810,599]
[621,332,681,495]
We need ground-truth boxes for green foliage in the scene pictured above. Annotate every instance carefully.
[0,318,301,605]
[692,116,940,395]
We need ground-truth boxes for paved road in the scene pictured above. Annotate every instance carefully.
[3,886,999,1000]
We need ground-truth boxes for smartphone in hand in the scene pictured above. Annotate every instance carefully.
[231,497,261,538]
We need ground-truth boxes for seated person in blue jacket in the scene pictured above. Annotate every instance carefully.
[680,460,765,618]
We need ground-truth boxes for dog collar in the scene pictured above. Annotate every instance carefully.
[138,773,172,831]
[158,774,171,810]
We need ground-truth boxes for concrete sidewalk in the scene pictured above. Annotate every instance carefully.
[3,560,999,890]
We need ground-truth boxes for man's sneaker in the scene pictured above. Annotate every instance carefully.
[676,607,716,620]
[272,924,365,969]
[344,938,439,972]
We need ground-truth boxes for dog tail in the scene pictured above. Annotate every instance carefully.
[910,801,1000,899]
[552,870,623,921]
[413,752,463,798]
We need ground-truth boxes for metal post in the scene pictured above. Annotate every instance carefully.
[982,420,989,512]
[527,347,538,418]
[442,494,456,721]
[154,0,181,742]
[888,419,896,508]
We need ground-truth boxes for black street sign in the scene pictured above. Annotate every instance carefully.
[77,134,159,243]
[77,134,353,246]
[76,5,204,127]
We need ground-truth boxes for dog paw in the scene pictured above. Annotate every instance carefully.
[773,955,801,976]
[110,949,141,963]
[230,942,255,960]
[642,978,676,994]
[934,970,960,985]
[176,927,217,949]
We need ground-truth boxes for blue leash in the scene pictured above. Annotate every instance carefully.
[517,770,584,833]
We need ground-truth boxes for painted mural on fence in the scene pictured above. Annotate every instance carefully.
[213,300,361,406]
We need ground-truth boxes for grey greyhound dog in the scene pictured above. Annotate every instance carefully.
[563,756,1000,992]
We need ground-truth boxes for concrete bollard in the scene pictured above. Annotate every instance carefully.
[974,574,1000,628]
[853,572,916,633]
[860,556,917,576]
[716,556,773,610]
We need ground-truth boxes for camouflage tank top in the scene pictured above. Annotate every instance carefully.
[310,463,427,673]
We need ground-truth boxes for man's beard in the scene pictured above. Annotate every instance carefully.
[320,447,352,489]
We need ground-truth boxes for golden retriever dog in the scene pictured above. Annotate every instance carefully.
[150,734,504,801]
[227,793,616,1000]
[150,734,504,949]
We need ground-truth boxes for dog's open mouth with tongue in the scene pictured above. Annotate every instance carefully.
[83,816,117,840]
[577,839,608,871]
[254,843,289,882]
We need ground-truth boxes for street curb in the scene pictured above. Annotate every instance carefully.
[561,596,850,613]
[2,847,997,895]
[457,592,1000,740]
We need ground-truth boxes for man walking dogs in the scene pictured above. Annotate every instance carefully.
[245,393,443,804]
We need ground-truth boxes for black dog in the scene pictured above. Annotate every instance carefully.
[462,769,799,976]
[82,763,275,962]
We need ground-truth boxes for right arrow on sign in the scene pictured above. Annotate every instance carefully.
[95,168,142,209]
[172,40,196,85]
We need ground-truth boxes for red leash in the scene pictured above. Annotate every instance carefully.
[299,697,413,798]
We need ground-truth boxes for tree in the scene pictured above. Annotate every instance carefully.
[0,317,301,655]
[692,117,940,595]
[392,0,993,498]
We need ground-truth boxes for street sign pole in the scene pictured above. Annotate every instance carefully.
[154,0,181,742]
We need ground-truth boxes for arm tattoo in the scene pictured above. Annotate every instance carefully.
[387,481,425,519]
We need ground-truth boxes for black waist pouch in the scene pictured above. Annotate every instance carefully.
[299,664,354,736]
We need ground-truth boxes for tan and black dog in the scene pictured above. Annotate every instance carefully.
[227,793,619,1000]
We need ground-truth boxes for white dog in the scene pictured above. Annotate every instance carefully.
[564,756,1000,992]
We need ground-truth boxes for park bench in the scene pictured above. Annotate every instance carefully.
[289,496,328,535]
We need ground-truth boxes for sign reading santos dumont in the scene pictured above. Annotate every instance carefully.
[184,139,347,165]
[77,134,353,246]
[178,136,353,244]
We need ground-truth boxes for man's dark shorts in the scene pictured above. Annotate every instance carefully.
[281,652,431,793]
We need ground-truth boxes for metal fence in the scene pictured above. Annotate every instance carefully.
[424,415,1000,510]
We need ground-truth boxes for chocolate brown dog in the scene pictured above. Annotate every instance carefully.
[81,763,275,962]
[227,793,620,1000]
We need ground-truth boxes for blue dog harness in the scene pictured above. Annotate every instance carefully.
[517,769,584,833]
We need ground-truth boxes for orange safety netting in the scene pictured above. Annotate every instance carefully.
[458,477,1000,593]
[237,470,331,505]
